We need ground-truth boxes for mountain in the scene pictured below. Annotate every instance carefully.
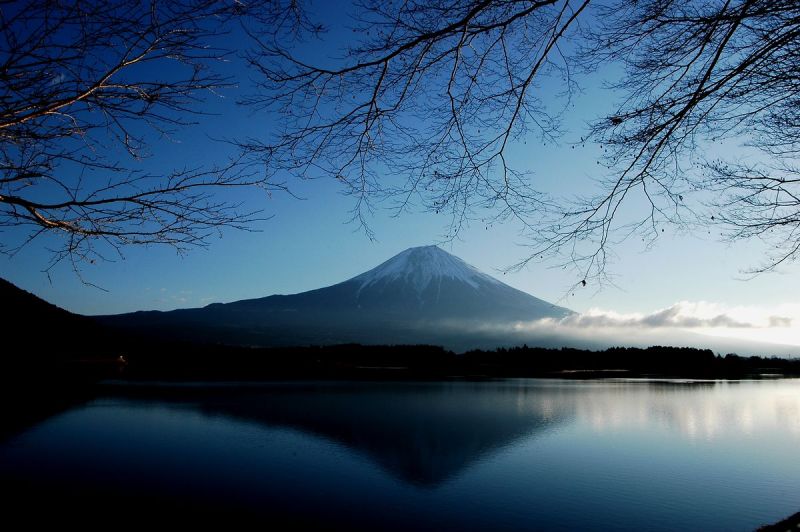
[1,278,109,357]
[100,246,573,349]
[347,245,571,321]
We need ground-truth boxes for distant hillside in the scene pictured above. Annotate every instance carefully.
[2,278,112,360]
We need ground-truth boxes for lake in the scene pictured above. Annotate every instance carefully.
[1,379,799,529]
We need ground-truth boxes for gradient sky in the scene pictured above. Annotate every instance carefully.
[3,2,800,350]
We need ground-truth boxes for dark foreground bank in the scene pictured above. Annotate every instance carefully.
[758,511,800,531]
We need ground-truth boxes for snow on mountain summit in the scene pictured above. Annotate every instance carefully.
[102,244,575,349]
[351,245,502,293]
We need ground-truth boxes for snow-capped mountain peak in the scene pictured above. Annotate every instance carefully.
[102,245,574,350]
[351,245,502,293]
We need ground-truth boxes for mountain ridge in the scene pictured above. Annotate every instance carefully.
[99,245,573,349]
[199,245,572,320]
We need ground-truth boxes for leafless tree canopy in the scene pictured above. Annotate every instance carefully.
[249,0,800,279]
[0,0,306,279]
[244,0,589,238]
[4,0,800,282]
[591,0,800,274]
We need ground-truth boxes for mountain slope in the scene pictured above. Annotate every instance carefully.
[222,245,572,322]
[100,246,573,348]
[2,278,108,356]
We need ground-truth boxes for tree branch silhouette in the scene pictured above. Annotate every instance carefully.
[250,0,800,281]
[0,0,306,280]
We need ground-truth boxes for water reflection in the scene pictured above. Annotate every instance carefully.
[99,379,800,485]
[568,380,800,440]
[3,379,800,529]
[105,381,568,486]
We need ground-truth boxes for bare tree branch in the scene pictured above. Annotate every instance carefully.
[8,0,800,285]
[241,0,588,243]
[0,0,306,280]
[250,0,800,283]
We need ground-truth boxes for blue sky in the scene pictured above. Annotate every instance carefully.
[2,1,800,349]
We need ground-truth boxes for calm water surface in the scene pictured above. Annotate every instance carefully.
[1,379,799,529]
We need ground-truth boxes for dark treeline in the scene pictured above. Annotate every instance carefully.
[462,345,800,379]
[118,342,455,381]
[111,342,800,381]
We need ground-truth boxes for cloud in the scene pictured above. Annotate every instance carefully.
[545,301,800,331]
[769,316,793,328]
[153,287,194,306]
[447,301,800,352]
[560,304,755,329]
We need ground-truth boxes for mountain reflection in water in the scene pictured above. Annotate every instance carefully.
[105,381,569,486]
[2,379,799,530]
[99,379,800,485]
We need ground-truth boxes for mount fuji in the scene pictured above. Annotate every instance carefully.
[101,246,573,349]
